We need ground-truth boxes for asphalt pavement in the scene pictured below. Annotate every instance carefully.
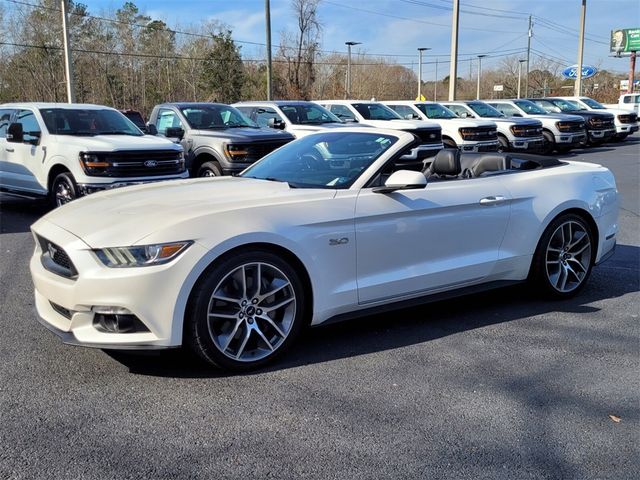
[1,136,638,480]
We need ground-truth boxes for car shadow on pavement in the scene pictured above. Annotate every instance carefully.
[0,196,50,234]
[107,243,640,378]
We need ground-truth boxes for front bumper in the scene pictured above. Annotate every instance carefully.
[77,173,189,196]
[458,140,499,152]
[509,136,544,151]
[554,132,586,145]
[587,128,616,141]
[615,124,639,134]
[30,220,206,349]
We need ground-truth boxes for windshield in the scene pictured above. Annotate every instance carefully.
[467,102,505,118]
[280,104,342,125]
[241,131,397,189]
[352,103,401,120]
[549,99,582,112]
[514,100,548,115]
[181,105,257,129]
[40,108,143,136]
[581,97,606,109]
[415,103,457,119]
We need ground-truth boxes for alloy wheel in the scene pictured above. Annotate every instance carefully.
[206,262,296,362]
[55,179,74,206]
[545,220,592,293]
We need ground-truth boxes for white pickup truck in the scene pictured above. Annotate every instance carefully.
[382,100,498,152]
[550,96,639,141]
[317,100,443,160]
[0,103,186,206]
[603,93,640,114]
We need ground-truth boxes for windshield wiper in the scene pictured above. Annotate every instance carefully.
[226,124,257,128]
[98,131,138,135]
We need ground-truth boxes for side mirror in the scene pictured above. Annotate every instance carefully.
[146,123,158,135]
[165,127,185,140]
[7,123,23,143]
[373,170,427,194]
[268,118,286,130]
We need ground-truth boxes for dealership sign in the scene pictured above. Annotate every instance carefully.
[561,65,597,80]
[610,28,640,55]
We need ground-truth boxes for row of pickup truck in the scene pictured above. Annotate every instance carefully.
[0,95,637,206]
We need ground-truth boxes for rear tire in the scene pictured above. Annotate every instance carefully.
[185,249,307,371]
[530,213,595,299]
[50,172,78,207]
[197,161,222,177]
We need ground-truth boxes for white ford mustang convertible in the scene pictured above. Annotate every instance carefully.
[30,128,618,370]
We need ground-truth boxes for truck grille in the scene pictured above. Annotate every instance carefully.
[403,128,442,144]
[87,150,185,177]
[459,127,498,141]
[589,117,615,130]
[618,113,637,124]
[510,125,543,138]
[557,121,584,133]
[37,235,77,279]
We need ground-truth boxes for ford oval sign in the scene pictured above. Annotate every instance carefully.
[561,65,597,80]
[144,160,158,167]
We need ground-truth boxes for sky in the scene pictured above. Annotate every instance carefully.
[53,0,640,79]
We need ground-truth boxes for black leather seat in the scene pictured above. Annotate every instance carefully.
[424,149,461,179]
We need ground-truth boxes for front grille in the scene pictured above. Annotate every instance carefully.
[618,113,637,124]
[511,125,543,138]
[589,117,615,130]
[50,302,72,319]
[88,150,185,177]
[404,128,442,144]
[459,127,498,141]
[557,121,584,133]
[37,235,77,279]
[230,139,293,162]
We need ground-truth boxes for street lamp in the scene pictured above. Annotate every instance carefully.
[476,54,487,100]
[517,59,527,99]
[417,47,431,100]
[345,41,361,99]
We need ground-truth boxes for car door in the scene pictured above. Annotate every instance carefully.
[4,109,47,194]
[355,177,511,304]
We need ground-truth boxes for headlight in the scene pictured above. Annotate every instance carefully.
[224,143,250,162]
[79,152,110,175]
[94,241,192,268]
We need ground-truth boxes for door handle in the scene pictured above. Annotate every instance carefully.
[5,147,14,152]
[479,196,507,205]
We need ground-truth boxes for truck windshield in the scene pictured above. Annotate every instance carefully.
[580,97,606,109]
[414,103,457,119]
[548,99,582,112]
[181,105,257,129]
[352,103,401,120]
[40,108,143,136]
[514,100,548,115]
[467,102,505,118]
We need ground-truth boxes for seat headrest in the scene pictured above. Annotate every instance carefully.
[470,154,509,177]
[429,148,461,176]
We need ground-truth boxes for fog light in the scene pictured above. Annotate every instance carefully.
[92,306,149,333]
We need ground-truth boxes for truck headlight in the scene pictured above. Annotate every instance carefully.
[94,241,192,268]
[224,143,250,162]
[79,152,110,175]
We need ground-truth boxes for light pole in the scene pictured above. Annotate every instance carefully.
[476,54,487,100]
[345,41,361,99]
[575,0,586,96]
[517,59,527,98]
[417,47,430,100]
[60,0,75,103]
[265,0,272,100]
[434,58,439,101]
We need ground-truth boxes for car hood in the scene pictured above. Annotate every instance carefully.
[289,123,351,134]
[191,128,294,142]
[36,177,336,247]
[360,119,435,130]
[50,134,181,151]
[527,113,585,122]
[600,107,636,116]
[487,117,541,126]
[429,118,496,128]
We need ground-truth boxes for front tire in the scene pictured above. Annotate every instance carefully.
[530,214,594,299]
[443,138,458,150]
[197,160,222,177]
[541,131,555,155]
[51,172,78,207]
[185,250,307,371]
[496,135,510,153]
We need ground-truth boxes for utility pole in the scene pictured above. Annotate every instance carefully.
[629,51,637,94]
[448,0,460,100]
[434,58,438,101]
[61,0,75,103]
[265,0,272,100]
[417,47,430,100]
[345,41,361,99]
[476,54,487,100]
[575,0,586,96]
[517,59,527,98]
[525,15,532,97]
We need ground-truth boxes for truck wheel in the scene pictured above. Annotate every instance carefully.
[496,135,509,153]
[51,172,78,207]
[541,131,555,155]
[197,161,222,177]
